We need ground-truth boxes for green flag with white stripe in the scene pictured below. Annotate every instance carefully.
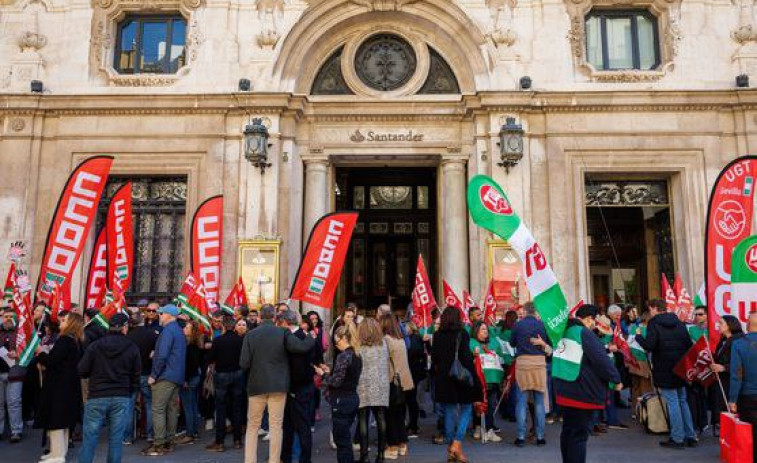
[467,175,569,345]
[552,325,583,382]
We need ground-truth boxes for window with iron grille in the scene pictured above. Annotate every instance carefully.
[95,176,188,305]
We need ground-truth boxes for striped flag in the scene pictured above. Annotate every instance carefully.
[3,263,15,302]
[183,281,212,332]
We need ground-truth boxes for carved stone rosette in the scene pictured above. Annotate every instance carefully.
[564,0,681,82]
[89,0,204,86]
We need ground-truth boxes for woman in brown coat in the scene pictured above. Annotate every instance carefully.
[34,312,84,463]
[381,314,414,459]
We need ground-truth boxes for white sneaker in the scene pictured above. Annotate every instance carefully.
[262,433,270,441]
[486,429,502,443]
[352,443,360,451]
[329,432,336,450]
[473,426,481,440]
[257,429,268,437]
[205,419,214,431]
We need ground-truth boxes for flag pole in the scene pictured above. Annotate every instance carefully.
[704,336,730,408]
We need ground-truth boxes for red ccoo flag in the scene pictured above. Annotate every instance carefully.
[674,275,695,323]
[674,335,717,387]
[411,254,436,329]
[36,156,113,306]
[106,182,134,291]
[85,228,107,309]
[190,195,223,304]
[291,212,358,309]
[443,280,463,308]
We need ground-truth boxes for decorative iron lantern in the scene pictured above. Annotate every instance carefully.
[244,118,273,173]
[497,117,524,174]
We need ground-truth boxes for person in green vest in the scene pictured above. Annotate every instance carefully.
[469,321,504,443]
[687,306,708,342]
[553,304,622,463]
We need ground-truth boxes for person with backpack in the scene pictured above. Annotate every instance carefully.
[553,304,622,463]
[635,299,696,449]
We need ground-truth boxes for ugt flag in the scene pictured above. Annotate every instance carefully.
[673,335,717,387]
[291,212,358,309]
[467,175,568,345]
[706,156,757,351]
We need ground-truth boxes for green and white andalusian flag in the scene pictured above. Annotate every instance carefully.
[693,282,705,307]
[467,175,569,345]
[552,325,584,381]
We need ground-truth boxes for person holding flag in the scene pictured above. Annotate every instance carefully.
[710,314,744,435]
[0,306,24,443]
[553,304,622,463]
[469,321,504,443]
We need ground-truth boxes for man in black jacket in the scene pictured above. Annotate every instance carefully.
[78,313,141,463]
[281,310,317,463]
[636,299,697,449]
[206,315,245,452]
[554,304,622,463]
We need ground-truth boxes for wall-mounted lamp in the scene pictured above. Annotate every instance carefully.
[30,80,43,93]
[244,118,273,174]
[239,78,251,92]
[497,117,524,174]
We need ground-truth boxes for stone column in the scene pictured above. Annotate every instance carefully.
[302,157,330,328]
[442,158,469,295]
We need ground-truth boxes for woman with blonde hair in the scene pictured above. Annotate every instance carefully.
[356,317,389,462]
[316,323,362,463]
[34,312,85,463]
[381,314,414,459]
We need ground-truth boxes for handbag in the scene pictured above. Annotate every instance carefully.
[449,332,474,388]
[388,341,406,406]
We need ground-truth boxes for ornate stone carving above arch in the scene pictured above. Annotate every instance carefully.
[274,0,492,95]
[89,0,205,86]
[564,0,682,82]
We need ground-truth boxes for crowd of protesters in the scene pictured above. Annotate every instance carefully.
[0,295,756,463]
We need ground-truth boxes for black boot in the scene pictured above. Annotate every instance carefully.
[375,450,385,463]
[358,450,370,463]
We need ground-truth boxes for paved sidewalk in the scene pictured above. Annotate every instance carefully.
[2,407,720,462]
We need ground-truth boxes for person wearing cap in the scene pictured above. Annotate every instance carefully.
[553,304,622,463]
[142,304,186,457]
[77,313,141,463]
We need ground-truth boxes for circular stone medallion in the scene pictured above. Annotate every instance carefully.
[354,34,417,91]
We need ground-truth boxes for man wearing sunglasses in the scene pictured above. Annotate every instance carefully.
[688,307,708,342]
[143,302,161,331]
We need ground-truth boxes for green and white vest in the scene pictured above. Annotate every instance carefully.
[552,325,584,382]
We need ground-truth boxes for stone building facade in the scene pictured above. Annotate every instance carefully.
[1,0,757,317]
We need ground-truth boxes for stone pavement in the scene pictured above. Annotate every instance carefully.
[2,407,720,463]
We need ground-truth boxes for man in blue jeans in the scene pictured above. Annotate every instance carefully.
[636,299,696,449]
[78,313,141,463]
[509,302,552,447]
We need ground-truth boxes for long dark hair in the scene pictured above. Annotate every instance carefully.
[722,315,744,337]
[439,307,463,332]
[472,321,488,343]
[306,310,323,328]
[381,314,403,339]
